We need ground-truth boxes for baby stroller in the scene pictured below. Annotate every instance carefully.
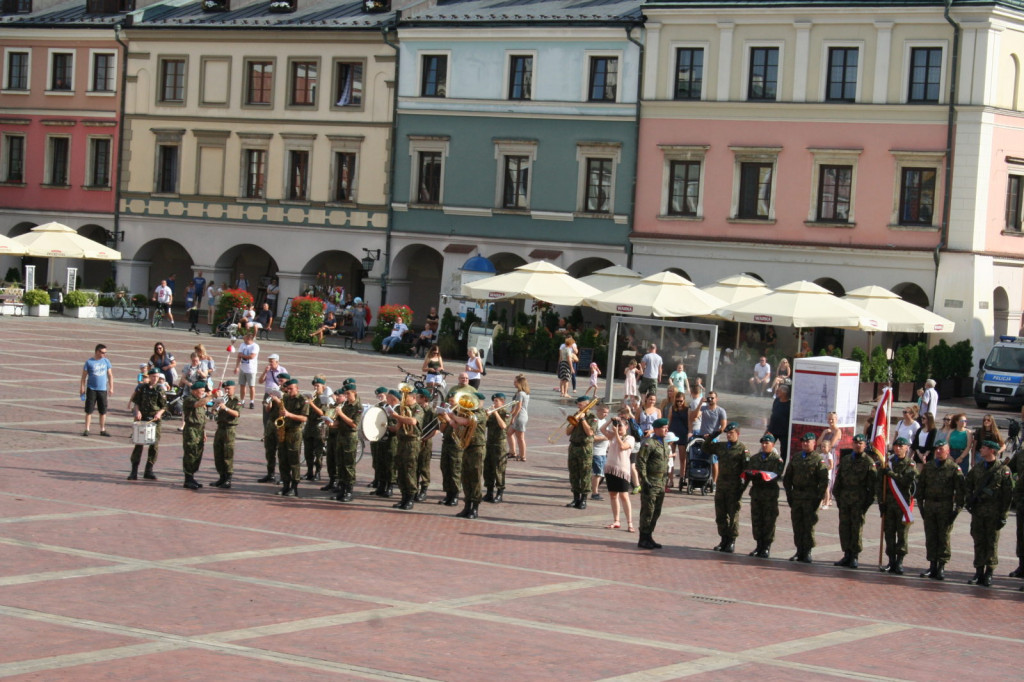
[164,387,184,418]
[214,308,243,338]
[684,436,713,495]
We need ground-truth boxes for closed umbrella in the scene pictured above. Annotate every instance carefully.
[461,260,599,307]
[585,271,725,318]
[579,265,642,292]
[0,233,27,256]
[844,285,955,333]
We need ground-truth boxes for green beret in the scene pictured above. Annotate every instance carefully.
[724,422,739,432]
[277,373,291,381]
[147,367,160,375]
[575,395,590,404]
[284,378,298,387]
[801,432,817,442]
[474,392,486,401]
[414,388,431,398]
[852,434,868,443]
[760,433,776,443]
[333,388,346,395]
[312,377,326,385]
[345,377,356,385]
[387,389,402,399]
[893,437,910,446]
[190,380,207,390]
[222,380,236,387]
[982,439,1000,449]
[491,392,506,400]
[343,382,357,391]
[376,386,388,395]
[933,438,947,448]
[652,418,669,428]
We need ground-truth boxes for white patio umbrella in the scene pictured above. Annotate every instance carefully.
[0,233,27,256]
[700,274,772,305]
[579,265,642,292]
[13,222,121,285]
[585,271,725,318]
[843,285,955,334]
[461,260,600,307]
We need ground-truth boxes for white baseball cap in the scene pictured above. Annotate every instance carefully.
[268,353,279,360]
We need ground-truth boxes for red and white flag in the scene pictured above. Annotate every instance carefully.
[226,343,235,353]
[740,470,779,483]
[870,386,892,457]
[886,474,915,524]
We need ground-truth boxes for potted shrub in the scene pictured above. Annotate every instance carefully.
[213,288,254,330]
[97,294,116,318]
[285,295,325,343]
[23,288,50,316]
[951,339,975,397]
[891,344,919,402]
[63,290,98,318]
[928,340,956,398]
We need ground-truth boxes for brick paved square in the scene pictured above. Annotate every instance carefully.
[0,543,115,578]
[0,615,141,665]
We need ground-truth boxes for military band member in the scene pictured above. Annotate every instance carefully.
[368,386,388,491]
[302,376,330,481]
[415,388,435,501]
[916,439,965,580]
[376,389,401,498]
[566,396,597,510]
[483,393,509,503]
[703,422,749,553]
[128,368,167,481]
[321,388,345,493]
[1004,439,1024,580]
[876,437,917,574]
[275,378,309,497]
[783,432,829,563]
[965,440,1013,586]
[211,380,241,489]
[181,380,208,490]
[832,434,879,569]
[389,388,424,510]
[259,370,290,484]
[437,394,464,507]
[747,433,784,558]
[334,380,361,503]
[452,392,487,519]
[636,418,671,549]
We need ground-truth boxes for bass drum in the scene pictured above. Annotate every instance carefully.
[359,405,389,443]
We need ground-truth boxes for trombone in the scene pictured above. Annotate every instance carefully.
[546,397,600,443]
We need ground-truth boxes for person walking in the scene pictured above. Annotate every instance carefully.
[80,343,113,437]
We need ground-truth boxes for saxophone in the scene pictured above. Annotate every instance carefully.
[274,396,287,441]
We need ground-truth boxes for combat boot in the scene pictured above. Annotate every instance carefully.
[127,464,139,481]
[257,472,276,483]
[221,475,232,489]
[720,539,735,554]
[467,501,479,519]
[760,544,771,559]
[143,464,157,480]
[415,484,428,502]
[648,535,662,549]
[979,566,993,587]
[637,533,656,550]
[920,561,936,578]
[445,493,460,506]
[290,480,299,497]
[341,485,353,502]
[304,465,315,481]
[455,500,473,518]
[1008,561,1024,578]
[748,543,762,557]
[493,490,503,503]
[183,475,201,490]
[934,562,946,580]
[967,567,984,585]
[320,477,337,492]
[393,494,413,510]
[276,480,291,496]
[210,476,226,488]
[834,552,851,567]
[384,484,394,498]
[880,558,894,573]
[577,496,587,510]
[798,552,813,564]
[892,557,904,576]
[713,538,726,551]
[848,554,859,569]
[438,492,453,505]
[566,493,581,508]
[483,487,495,503]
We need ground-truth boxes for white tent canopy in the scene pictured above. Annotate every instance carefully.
[579,265,643,292]
[585,271,726,318]
[13,222,121,260]
[716,280,883,331]
[700,274,772,305]
[844,285,955,333]
[0,233,27,256]
[460,260,600,307]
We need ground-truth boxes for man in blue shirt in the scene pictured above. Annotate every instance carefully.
[80,343,114,437]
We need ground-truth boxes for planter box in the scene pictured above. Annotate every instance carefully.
[954,377,973,398]
[858,381,877,403]
[63,306,98,319]
[27,304,49,317]
[894,381,916,402]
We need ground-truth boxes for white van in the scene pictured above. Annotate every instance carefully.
[975,336,1024,409]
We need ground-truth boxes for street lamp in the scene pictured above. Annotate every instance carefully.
[361,248,381,273]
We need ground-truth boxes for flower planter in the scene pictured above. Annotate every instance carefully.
[27,304,49,317]
[858,381,877,403]
[63,306,98,319]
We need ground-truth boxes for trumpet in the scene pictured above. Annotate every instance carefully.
[486,399,521,416]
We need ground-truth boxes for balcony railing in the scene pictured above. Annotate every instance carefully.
[86,0,135,13]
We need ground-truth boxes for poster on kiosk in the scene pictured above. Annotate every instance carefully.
[789,357,861,457]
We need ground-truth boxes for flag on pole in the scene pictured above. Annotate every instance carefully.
[886,474,915,523]
[226,342,235,353]
[870,385,892,457]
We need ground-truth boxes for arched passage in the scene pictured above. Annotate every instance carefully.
[891,282,929,308]
[994,286,1011,338]
[391,244,443,326]
[813,277,845,297]
[742,271,765,283]
[134,238,194,297]
[567,256,614,279]
[666,266,691,282]
[5,222,39,283]
[213,244,278,301]
[78,224,113,290]
[488,251,527,275]
[301,250,364,302]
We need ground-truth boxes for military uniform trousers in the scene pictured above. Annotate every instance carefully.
[440,439,464,496]
[461,443,485,503]
[325,429,340,481]
[182,425,205,476]
[130,421,161,467]
[337,431,358,487]
[837,497,871,554]
[1015,502,1024,562]
[639,485,665,535]
[970,509,1004,569]
[882,505,911,560]
[213,425,236,476]
[277,429,302,484]
[262,421,279,476]
[921,503,956,563]
[484,441,507,492]
[303,432,324,471]
[417,439,432,487]
[714,484,744,541]
[790,498,820,554]
[396,435,419,496]
[567,444,593,496]
[749,492,780,545]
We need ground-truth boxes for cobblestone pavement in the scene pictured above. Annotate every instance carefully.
[1,316,1021,680]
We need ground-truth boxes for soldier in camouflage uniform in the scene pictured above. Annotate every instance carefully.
[275,378,309,497]
[437,394,464,507]
[965,440,1013,586]
[483,393,509,503]
[879,437,917,575]
[320,388,345,493]
[211,380,240,489]
[376,389,401,498]
[367,387,388,491]
[783,432,829,563]
[415,389,435,501]
[831,434,879,569]
[181,380,208,490]
[565,396,597,510]
[746,434,784,558]
[302,377,330,481]
[334,381,361,503]
[258,368,289,484]
[1004,436,1024,580]
[916,439,965,580]
[392,388,424,510]
[703,422,750,553]
[636,418,671,549]
[128,368,167,481]
[455,392,488,519]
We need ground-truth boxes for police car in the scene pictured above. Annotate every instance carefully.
[975,336,1024,409]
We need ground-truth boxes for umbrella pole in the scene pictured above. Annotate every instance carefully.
[735,323,741,350]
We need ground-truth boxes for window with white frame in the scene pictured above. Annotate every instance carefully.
[730,147,780,221]
[408,135,449,205]
[89,50,116,93]
[807,148,861,224]
[420,53,448,98]
[4,49,29,91]
[576,142,621,214]
[327,134,361,203]
[507,54,533,101]
[659,145,708,218]
[1006,172,1023,233]
[494,139,537,210]
[48,50,74,92]
[890,150,943,227]
[87,137,112,187]
[674,47,704,100]
[333,60,363,108]
[587,55,618,102]
[824,46,858,103]
[1,134,25,183]
[45,136,71,185]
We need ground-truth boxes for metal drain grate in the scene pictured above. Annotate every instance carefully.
[689,594,736,605]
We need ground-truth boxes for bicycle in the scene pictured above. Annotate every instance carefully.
[150,302,166,328]
[112,291,144,322]
[397,365,449,408]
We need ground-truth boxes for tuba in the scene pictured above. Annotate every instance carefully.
[452,391,480,449]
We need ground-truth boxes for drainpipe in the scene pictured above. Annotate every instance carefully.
[112,19,131,284]
[625,22,644,271]
[936,0,960,282]
[380,12,401,306]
